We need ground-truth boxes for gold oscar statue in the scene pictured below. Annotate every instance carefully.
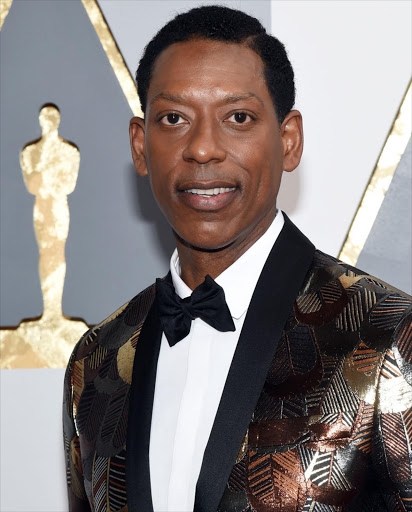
[0,105,88,369]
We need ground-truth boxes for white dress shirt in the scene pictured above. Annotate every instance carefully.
[149,210,285,512]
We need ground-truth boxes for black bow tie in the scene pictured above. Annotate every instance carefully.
[155,271,235,347]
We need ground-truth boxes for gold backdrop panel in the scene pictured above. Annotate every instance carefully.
[339,82,411,265]
[0,0,13,30]
[0,105,88,369]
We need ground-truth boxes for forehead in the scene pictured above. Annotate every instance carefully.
[147,39,270,105]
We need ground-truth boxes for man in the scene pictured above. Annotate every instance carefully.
[63,6,412,511]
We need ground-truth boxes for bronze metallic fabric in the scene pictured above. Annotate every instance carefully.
[63,250,412,511]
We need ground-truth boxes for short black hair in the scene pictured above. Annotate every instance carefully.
[136,5,295,123]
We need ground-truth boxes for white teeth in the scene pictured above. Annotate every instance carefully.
[185,187,235,197]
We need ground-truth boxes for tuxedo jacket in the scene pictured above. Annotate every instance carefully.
[63,216,412,511]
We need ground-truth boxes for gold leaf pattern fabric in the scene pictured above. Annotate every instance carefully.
[63,251,412,510]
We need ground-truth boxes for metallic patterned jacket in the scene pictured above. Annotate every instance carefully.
[63,216,412,511]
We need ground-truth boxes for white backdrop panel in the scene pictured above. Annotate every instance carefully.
[0,369,66,511]
[272,0,411,254]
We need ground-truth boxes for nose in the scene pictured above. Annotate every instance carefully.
[182,118,226,164]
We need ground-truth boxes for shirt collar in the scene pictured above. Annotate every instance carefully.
[170,210,285,319]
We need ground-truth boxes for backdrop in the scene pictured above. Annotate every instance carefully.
[0,0,410,509]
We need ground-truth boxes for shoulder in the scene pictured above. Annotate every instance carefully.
[65,282,156,381]
[303,249,411,302]
[63,282,156,442]
[295,249,411,354]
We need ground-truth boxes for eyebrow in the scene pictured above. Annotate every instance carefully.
[149,93,185,107]
[149,92,264,108]
[221,93,264,107]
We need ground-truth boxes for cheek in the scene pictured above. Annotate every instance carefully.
[252,153,283,208]
[146,134,183,177]
[146,147,177,213]
[149,173,171,217]
[233,129,282,171]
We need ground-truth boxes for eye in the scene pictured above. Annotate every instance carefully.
[160,113,188,126]
[225,112,253,124]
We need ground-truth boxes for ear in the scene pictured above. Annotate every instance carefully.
[280,110,303,172]
[129,116,148,176]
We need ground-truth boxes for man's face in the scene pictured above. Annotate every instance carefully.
[131,39,302,253]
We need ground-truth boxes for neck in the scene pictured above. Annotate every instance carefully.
[176,211,276,290]
[176,244,233,290]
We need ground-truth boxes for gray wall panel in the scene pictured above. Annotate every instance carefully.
[0,0,174,326]
[1,0,271,326]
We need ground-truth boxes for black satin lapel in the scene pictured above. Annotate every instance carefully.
[195,215,316,512]
[126,299,162,512]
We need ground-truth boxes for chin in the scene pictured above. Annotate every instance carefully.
[173,229,235,253]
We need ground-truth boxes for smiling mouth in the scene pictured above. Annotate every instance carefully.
[183,187,236,197]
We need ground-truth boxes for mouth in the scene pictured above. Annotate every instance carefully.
[183,187,236,198]
[178,182,239,211]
